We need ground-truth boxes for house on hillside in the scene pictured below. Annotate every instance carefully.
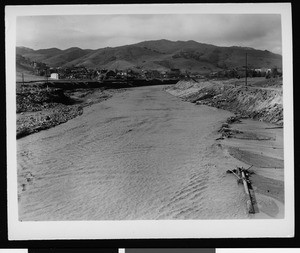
[105,70,117,79]
[50,73,59,79]
[261,68,272,74]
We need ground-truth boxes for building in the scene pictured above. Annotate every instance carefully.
[50,73,59,79]
[105,70,116,79]
[261,68,272,74]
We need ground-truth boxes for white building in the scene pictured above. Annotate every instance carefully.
[50,73,59,79]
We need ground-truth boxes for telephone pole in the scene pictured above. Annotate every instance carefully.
[245,53,248,86]
[45,68,48,84]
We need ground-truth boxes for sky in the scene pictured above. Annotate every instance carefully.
[16,14,282,54]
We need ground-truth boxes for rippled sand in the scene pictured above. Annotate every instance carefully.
[18,85,249,220]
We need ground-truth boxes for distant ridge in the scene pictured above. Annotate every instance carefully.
[16,40,282,73]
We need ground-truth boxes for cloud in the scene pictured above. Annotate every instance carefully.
[16,14,282,54]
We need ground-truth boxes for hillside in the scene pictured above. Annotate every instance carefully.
[16,54,46,82]
[17,47,63,63]
[43,47,93,66]
[16,39,282,73]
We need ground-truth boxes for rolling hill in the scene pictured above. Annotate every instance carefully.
[16,54,48,82]
[16,39,282,73]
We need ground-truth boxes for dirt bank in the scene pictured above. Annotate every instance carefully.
[16,83,124,139]
[166,78,284,218]
[166,77,283,125]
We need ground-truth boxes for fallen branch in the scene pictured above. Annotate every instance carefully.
[227,166,257,214]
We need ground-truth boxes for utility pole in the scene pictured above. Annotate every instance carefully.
[22,73,24,86]
[45,68,48,84]
[245,53,248,86]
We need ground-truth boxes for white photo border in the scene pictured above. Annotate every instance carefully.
[5,3,294,240]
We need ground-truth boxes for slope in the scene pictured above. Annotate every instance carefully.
[43,47,93,67]
[16,40,282,72]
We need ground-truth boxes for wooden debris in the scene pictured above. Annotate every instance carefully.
[227,165,258,214]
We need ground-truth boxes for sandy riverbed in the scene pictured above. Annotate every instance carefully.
[18,85,249,220]
[17,85,284,220]
[165,78,284,219]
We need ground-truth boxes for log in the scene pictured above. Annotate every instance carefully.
[241,171,250,195]
[241,169,255,213]
[228,166,256,213]
[228,169,241,180]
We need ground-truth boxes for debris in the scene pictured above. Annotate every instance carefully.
[192,92,215,103]
[227,166,257,214]
[226,116,241,124]
[222,123,229,128]
[218,126,243,138]
[25,172,34,183]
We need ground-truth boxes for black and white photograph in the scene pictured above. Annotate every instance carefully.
[5,3,294,239]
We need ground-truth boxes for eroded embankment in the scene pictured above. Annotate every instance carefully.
[16,83,123,139]
[166,78,283,125]
[166,78,284,218]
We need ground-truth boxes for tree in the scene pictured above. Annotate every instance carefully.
[271,67,279,77]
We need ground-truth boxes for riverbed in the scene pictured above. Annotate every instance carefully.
[18,85,260,220]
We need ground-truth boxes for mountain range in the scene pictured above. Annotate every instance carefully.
[16,39,282,74]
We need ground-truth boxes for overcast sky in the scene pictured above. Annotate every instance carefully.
[16,14,282,54]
